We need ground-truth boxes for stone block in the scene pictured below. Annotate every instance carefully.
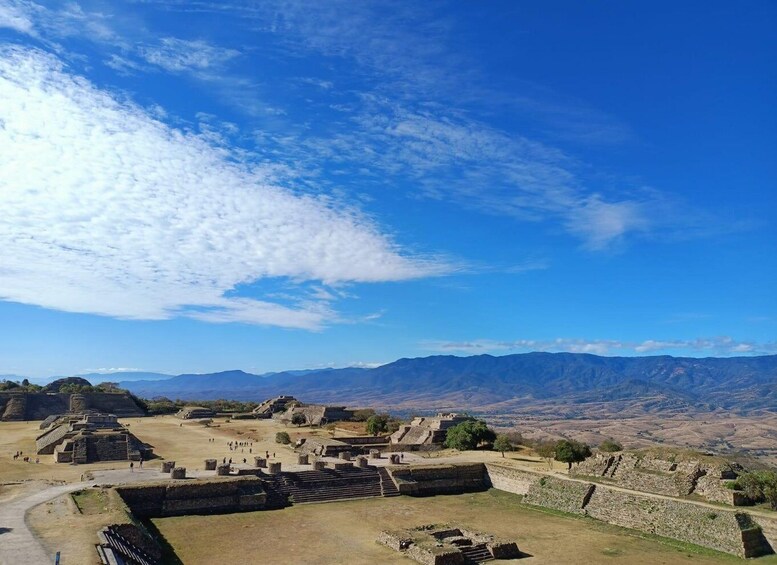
[268,461,281,474]
[254,456,267,468]
[339,451,351,461]
[170,467,186,479]
[297,454,309,465]
[216,464,231,476]
[356,456,369,468]
[313,460,326,471]
[389,454,401,464]
[161,461,175,473]
[204,459,217,471]
[369,449,381,459]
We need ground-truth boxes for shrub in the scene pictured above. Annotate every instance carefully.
[599,439,622,453]
[275,431,291,445]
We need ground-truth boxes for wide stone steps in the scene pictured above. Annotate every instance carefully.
[459,543,493,563]
[100,527,158,565]
[276,468,385,504]
[378,467,401,497]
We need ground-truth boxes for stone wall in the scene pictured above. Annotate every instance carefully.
[484,464,540,495]
[0,392,144,420]
[584,487,759,557]
[115,477,267,517]
[523,476,594,515]
[388,463,488,496]
[483,464,774,558]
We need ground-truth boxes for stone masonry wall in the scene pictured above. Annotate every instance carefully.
[523,476,593,515]
[389,463,488,496]
[115,477,267,517]
[484,464,538,495]
[483,465,774,558]
[584,487,749,557]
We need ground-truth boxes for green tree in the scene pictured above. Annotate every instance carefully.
[554,439,592,470]
[444,419,496,451]
[366,414,389,436]
[599,439,623,453]
[535,442,556,469]
[291,412,307,427]
[275,431,291,445]
[493,435,513,457]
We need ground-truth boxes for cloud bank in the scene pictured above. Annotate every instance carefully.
[424,337,777,357]
[0,46,444,328]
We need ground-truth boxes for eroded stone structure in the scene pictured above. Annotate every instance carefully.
[174,406,216,419]
[278,404,354,426]
[252,395,298,418]
[378,524,521,565]
[0,391,144,421]
[36,413,152,463]
[390,413,470,448]
[570,451,747,505]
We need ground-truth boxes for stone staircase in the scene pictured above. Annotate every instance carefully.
[459,543,493,563]
[97,526,158,565]
[277,467,383,504]
[378,467,400,497]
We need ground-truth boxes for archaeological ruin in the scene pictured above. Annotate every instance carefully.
[0,390,145,421]
[35,413,153,463]
[378,523,522,565]
[390,413,471,448]
[174,406,216,419]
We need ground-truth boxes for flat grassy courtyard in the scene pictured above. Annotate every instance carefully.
[151,489,765,565]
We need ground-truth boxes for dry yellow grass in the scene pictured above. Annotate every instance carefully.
[152,490,755,565]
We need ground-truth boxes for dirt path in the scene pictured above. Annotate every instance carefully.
[0,468,207,565]
[0,480,91,565]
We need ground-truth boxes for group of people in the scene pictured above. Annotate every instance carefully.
[12,450,39,463]
[227,440,253,454]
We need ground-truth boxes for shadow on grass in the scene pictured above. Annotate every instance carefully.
[140,518,184,565]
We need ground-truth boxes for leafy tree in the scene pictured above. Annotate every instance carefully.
[275,431,291,445]
[444,419,496,451]
[599,439,623,453]
[493,435,513,457]
[291,412,307,427]
[554,439,592,470]
[21,378,29,387]
[366,414,389,436]
[535,442,556,469]
[733,471,777,509]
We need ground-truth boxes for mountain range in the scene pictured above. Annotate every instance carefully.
[99,353,777,415]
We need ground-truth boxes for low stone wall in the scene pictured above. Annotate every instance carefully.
[483,464,774,558]
[115,477,267,517]
[584,487,754,557]
[484,464,539,495]
[523,476,593,515]
[389,463,488,496]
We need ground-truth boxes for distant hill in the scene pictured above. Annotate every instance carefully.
[116,353,777,414]
[79,371,174,383]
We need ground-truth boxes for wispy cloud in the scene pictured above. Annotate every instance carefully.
[422,337,777,357]
[0,46,447,328]
[138,37,240,72]
[0,1,35,35]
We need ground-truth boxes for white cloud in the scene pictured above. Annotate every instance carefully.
[0,1,35,35]
[0,45,445,328]
[423,337,777,356]
[139,37,240,72]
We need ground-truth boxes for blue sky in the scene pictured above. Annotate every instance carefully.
[0,1,775,378]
